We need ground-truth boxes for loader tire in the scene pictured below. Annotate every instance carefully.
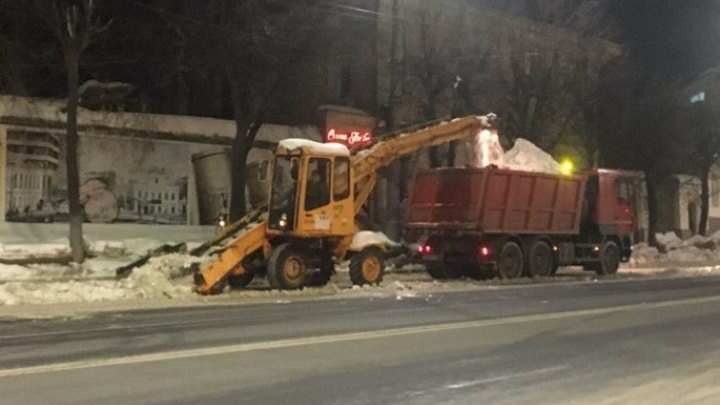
[267,243,307,290]
[497,241,524,279]
[227,271,254,289]
[350,247,385,286]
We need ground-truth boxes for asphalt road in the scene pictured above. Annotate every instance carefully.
[2,276,720,404]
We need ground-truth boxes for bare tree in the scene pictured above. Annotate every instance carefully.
[37,0,107,262]
[406,4,456,168]
[679,99,720,235]
[177,1,325,221]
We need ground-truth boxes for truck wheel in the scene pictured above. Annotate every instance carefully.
[594,240,621,276]
[227,271,255,289]
[267,243,307,290]
[497,241,524,279]
[526,239,554,278]
[426,263,447,280]
[350,247,385,286]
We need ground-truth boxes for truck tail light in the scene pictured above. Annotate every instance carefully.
[417,244,433,255]
[478,246,491,258]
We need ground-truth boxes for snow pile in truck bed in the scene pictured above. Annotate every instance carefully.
[0,254,194,306]
[502,139,562,175]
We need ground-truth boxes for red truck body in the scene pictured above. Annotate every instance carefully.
[405,167,635,279]
[406,168,586,235]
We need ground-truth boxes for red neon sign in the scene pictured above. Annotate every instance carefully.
[325,127,373,148]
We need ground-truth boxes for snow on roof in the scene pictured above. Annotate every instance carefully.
[279,138,350,157]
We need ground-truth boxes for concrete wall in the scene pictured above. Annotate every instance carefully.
[0,222,215,244]
[0,96,322,225]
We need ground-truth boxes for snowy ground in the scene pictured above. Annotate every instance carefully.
[3,231,720,310]
[4,228,720,311]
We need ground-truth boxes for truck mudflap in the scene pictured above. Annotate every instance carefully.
[194,220,268,294]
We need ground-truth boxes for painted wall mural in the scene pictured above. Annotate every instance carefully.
[4,129,193,224]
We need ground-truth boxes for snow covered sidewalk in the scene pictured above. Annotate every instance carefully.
[630,232,720,268]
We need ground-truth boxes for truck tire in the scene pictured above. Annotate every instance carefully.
[267,243,307,290]
[526,239,554,278]
[227,271,255,289]
[497,241,524,279]
[425,264,462,279]
[593,240,621,276]
[350,247,385,286]
[426,263,447,280]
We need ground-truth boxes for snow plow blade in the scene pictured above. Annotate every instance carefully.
[193,220,267,295]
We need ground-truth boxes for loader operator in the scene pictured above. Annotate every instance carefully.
[305,169,329,210]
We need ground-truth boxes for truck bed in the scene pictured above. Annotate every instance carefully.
[405,167,587,236]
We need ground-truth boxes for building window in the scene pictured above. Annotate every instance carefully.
[171,206,176,214]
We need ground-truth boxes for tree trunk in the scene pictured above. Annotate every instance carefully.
[65,47,85,263]
[699,164,711,236]
[645,172,659,247]
[229,131,251,222]
[227,75,262,222]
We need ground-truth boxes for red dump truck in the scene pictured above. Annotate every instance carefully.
[405,167,635,279]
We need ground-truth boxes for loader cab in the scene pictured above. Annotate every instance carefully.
[267,140,355,237]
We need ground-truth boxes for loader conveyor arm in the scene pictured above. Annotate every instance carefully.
[194,219,267,294]
[351,116,485,212]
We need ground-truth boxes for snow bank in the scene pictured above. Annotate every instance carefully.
[0,264,38,281]
[350,231,398,251]
[88,238,178,257]
[502,139,562,175]
[630,232,720,266]
[279,139,350,157]
[0,254,194,306]
[0,242,70,260]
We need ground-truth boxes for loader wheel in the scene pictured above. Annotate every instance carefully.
[227,271,255,289]
[350,247,385,286]
[591,240,621,276]
[497,241,524,279]
[525,239,554,278]
[267,244,307,290]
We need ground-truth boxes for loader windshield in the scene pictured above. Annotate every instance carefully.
[269,156,299,230]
